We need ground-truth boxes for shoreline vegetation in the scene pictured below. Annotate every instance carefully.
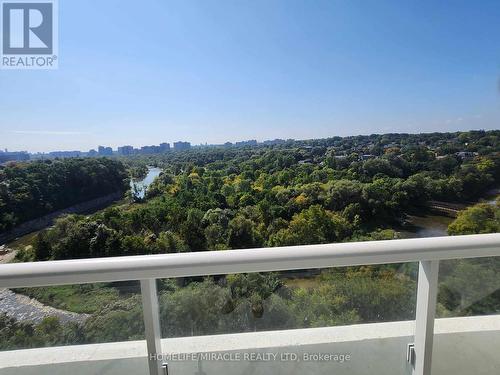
[0,130,499,350]
[0,192,124,245]
[0,158,128,235]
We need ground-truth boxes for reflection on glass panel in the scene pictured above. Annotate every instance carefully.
[158,263,418,338]
[434,256,500,374]
[437,257,500,317]
[0,281,144,351]
[157,264,417,375]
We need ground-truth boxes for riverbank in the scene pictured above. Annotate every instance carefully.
[1,186,495,324]
[0,246,17,264]
[399,213,454,238]
[0,289,89,325]
[0,168,165,247]
[0,191,125,245]
[0,245,90,324]
[399,189,499,239]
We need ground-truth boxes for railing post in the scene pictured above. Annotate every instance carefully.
[140,279,164,375]
[413,260,440,375]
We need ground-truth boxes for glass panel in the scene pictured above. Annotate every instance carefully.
[433,257,500,373]
[0,281,144,351]
[158,263,417,374]
[437,257,500,317]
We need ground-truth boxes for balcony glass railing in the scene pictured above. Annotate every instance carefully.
[157,265,418,339]
[0,281,145,351]
[437,257,500,318]
[0,234,499,375]
[432,256,500,374]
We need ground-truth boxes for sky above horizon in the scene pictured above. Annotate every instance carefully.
[1,0,499,153]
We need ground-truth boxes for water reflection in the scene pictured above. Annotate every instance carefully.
[401,214,453,238]
[130,167,162,200]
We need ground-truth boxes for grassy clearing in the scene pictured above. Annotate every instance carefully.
[284,278,320,289]
[6,231,40,251]
[13,284,126,314]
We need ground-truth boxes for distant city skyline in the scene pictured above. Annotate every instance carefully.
[1,127,499,154]
[2,138,277,154]
[0,129,493,156]
[2,129,494,164]
[1,1,499,153]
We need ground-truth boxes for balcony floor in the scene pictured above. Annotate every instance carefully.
[0,315,499,375]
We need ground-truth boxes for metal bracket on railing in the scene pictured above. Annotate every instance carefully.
[162,362,169,375]
[196,359,207,375]
[407,343,415,367]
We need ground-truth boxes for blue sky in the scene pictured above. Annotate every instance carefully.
[1,0,499,152]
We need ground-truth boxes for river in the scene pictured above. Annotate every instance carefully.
[400,214,454,238]
[0,168,163,325]
[401,191,498,238]
[1,180,496,324]
[130,167,162,199]
[0,289,89,325]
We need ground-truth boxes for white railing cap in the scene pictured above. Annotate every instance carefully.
[1,234,499,288]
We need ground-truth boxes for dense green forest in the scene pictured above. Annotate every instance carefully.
[2,201,499,350]
[0,158,128,233]
[15,130,499,261]
[1,131,499,350]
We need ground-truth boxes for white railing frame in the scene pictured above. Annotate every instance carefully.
[1,233,499,375]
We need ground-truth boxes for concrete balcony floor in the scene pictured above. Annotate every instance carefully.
[0,315,498,375]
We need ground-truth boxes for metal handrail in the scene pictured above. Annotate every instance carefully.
[0,233,499,288]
